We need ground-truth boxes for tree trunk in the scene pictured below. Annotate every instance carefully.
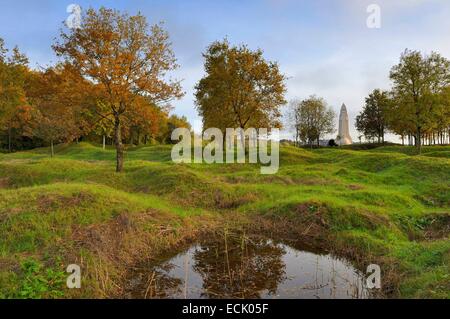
[103,135,106,150]
[50,139,54,157]
[239,127,246,151]
[114,115,124,172]
[136,130,141,146]
[7,127,12,153]
[416,127,422,154]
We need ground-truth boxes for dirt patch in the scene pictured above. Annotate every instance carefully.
[422,214,450,240]
[357,209,391,230]
[37,192,95,213]
[403,213,450,241]
[0,207,23,223]
[251,203,332,247]
[295,177,339,186]
[348,184,365,191]
[72,213,134,258]
[291,203,330,236]
[0,257,18,272]
[213,191,258,209]
[224,175,251,184]
[260,175,296,185]
[0,177,10,189]
[256,202,390,240]
[71,210,179,259]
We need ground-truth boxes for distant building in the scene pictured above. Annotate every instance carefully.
[337,103,352,145]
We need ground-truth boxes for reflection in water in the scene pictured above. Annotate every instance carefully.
[128,233,370,299]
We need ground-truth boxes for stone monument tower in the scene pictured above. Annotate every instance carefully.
[337,103,352,145]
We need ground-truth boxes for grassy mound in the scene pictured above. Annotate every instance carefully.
[0,142,449,298]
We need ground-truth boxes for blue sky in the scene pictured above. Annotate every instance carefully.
[1,0,450,141]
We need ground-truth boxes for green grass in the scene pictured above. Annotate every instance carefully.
[0,142,449,298]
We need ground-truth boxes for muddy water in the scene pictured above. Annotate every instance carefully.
[128,234,371,299]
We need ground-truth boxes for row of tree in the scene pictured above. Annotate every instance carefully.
[286,49,450,152]
[0,8,190,171]
[356,50,450,152]
[1,7,289,172]
[2,6,449,172]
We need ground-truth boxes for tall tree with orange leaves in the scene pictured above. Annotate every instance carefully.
[195,39,286,140]
[53,7,183,171]
[25,63,98,156]
[0,39,29,152]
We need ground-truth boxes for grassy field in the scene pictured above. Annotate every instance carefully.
[0,142,449,298]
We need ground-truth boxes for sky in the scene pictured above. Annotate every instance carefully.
[1,0,450,142]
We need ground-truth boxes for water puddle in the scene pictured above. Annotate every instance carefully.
[128,233,371,299]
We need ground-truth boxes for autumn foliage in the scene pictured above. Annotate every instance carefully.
[0,8,187,169]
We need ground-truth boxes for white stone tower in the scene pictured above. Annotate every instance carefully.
[337,103,352,145]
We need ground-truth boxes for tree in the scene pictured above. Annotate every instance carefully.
[125,95,168,145]
[289,96,335,147]
[432,87,450,145]
[53,7,183,171]
[0,40,29,152]
[91,101,114,150]
[195,39,286,144]
[355,89,390,143]
[286,100,302,146]
[25,65,85,156]
[165,114,191,144]
[386,98,416,146]
[389,49,450,153]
